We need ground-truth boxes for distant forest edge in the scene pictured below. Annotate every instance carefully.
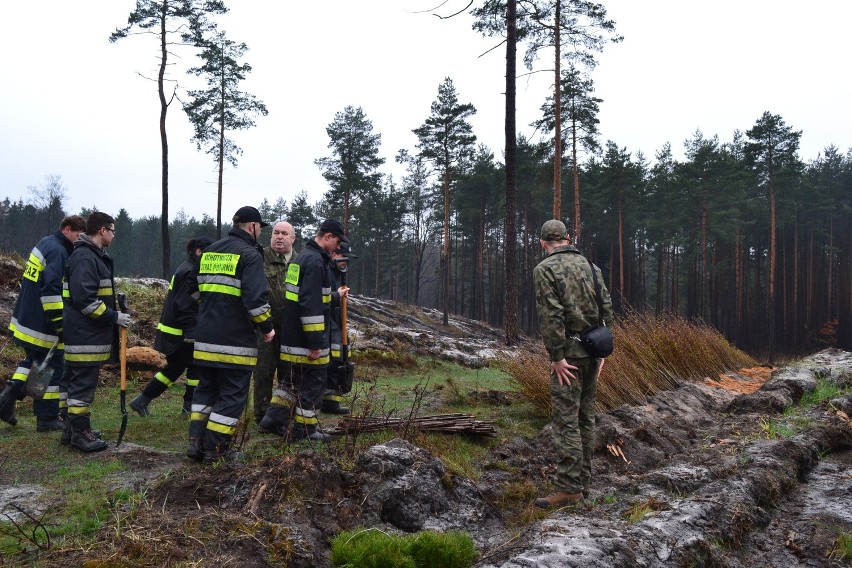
[2,122,852,357]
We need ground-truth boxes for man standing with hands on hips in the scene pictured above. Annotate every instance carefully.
[533,219,613,509]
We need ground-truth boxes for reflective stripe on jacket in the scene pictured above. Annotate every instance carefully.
[279,239,333,366]
[9,230,74,352]
[62,234,118,366]
[154,255,202,355]
[193,228,273,369]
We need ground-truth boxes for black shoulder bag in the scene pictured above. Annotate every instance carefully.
[579,257,614,358]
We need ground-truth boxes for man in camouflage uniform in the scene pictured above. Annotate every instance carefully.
[533,219,613,508]
[254,220,297,425]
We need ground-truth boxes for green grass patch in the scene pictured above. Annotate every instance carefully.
[829,532,852,562]
[330,528,477,568]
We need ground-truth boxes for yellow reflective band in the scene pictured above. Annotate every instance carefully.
[198,283,242,296]
[285,291,298,302]
[190,412,208,421]
[62,289,70,297]
[199,252,240,276]
[303,323,325,332]
[323,394,343,402]
[207,421,237,435]
[42,391,60,400]
[157,322,184,336]
[186,378,200,387]
[42,301,63,311]
[293,414,319,425]
[67,406,90,415]
[194,350,257,367]
[169,275,176,290]
[11,329,55,349]
[279,353,330,365]
[251,311,271,324]
[97,288,113,297]
[331,349,341,358]
[154,372,174,387]
[89,303,107,319]
[11,372,27,382]
[66,352,111,363]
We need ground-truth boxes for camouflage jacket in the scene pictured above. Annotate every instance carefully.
[533,244,613,360]
[263,246,296,328]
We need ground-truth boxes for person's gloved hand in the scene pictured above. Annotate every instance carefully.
[116,312,133,328]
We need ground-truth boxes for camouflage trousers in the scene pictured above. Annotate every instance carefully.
[550,356,600,494]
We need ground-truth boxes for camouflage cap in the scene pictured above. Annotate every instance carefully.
[540,219,568,241]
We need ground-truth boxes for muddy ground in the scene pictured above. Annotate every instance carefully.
[0,349,848,567]
[0,268,850,566]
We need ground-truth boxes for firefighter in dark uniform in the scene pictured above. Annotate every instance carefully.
[321,238,357,414]
[1,215,86,430]
[130,236,213,417]
[187,206,275,463]
[63,212,129,452]
[257,219,347,441]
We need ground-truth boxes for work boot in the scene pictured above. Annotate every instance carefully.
[71,429,109,453]
[321,399,350,415]
[61,422,102,445]
[129,393,151,417]
[187,419,207,461]
[187,438,204,462]
[257,404,291,435]
[291,424,332,443]
[37,416,65,432]
[66,413,106,451]
[534,491,584,509]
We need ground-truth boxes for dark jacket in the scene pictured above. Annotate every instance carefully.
[280,239,333,366]
[9,229,74,351]
[154,254,202,355]
[62,234,118,366]
[193,228,273,369]
[329,265,347,360]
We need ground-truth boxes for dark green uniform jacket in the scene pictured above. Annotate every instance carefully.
[533,244,613,360]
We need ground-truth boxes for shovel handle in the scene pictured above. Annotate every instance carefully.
[119,327,127,391]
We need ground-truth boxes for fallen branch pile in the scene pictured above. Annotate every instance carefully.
[330,413,497,437]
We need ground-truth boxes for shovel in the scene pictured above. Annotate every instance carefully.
[116,293,129,446]
[24,338,60,399]
[339,271,354,394]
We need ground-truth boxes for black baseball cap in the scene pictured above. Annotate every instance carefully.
[319,218,345,237]
[233,206,270,228]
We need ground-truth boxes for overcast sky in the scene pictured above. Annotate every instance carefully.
[2,1,850,222]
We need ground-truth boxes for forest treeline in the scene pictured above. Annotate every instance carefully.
[2,114,851,357]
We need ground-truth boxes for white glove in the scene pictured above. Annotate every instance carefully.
[116,312,132,328]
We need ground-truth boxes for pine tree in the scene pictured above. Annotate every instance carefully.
[414,78,477,326]
[184,31,268,238]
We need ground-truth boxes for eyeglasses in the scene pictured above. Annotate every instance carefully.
[103,227,116,235]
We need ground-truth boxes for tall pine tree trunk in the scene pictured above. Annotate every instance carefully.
[552,0,561,220]
[158,3,171,275]
[503,0,519,343]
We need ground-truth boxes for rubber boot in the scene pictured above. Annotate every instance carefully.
[68,413,108,453]
[0,380,25,426]
[321,398,350,415]
[129,394,152,417]
[257,404,291,435]
[187,418,207,462]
